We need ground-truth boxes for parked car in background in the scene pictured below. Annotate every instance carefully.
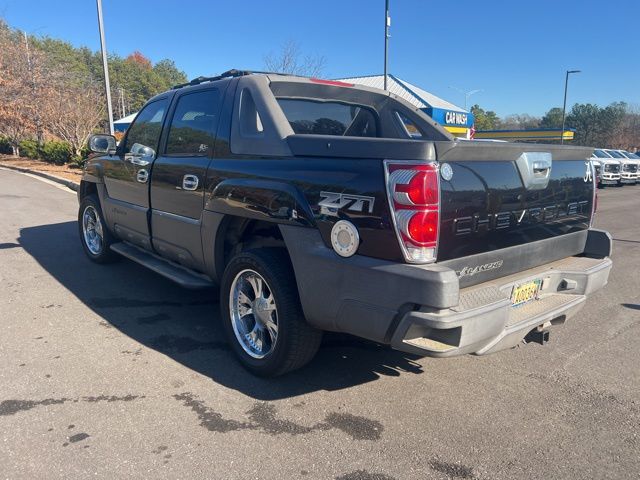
[618,150,640,161]
[603,149,638,184]
[591,150,621,187]
[617,150,640,185]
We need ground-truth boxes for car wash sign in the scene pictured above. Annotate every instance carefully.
[425,107,474,128]
[445,111,468,126]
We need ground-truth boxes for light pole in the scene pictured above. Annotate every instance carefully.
[449,86,482,110]
[96,0,114,135]
[118,87,126,118]
[560,69,580,144]
[383,0,390,90]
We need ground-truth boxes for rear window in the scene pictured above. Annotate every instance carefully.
[276,98,378,137]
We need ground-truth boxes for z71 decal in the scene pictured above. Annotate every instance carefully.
[319,191,375,216]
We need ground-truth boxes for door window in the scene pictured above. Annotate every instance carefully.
[165,89,220,156]
[124,98,169,155]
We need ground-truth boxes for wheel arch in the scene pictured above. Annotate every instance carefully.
[202,178,316,282]
[78,180,98,200]
[211,215,291,283]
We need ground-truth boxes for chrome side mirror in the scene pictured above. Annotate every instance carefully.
[89,134,117,154]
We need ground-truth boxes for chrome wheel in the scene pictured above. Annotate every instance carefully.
[82,205,104,255]
[229,269,278,359]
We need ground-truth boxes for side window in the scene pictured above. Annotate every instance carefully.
[124,98,168,155]
[395,111,423,139]
[165,89,220,156]
[239,89,264,137]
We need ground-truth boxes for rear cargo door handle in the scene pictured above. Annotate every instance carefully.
[515,152,552,190]
[532,161,551,175]
[182,174,199,191]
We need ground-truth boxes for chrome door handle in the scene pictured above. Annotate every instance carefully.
[136,169,149,183]
[182,174,199,191]
[127,156,150,166]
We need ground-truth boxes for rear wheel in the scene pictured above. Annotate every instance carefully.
[220,249,322,376]
[78,194,118,264]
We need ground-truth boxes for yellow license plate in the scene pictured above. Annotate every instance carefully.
[511,279,542,306]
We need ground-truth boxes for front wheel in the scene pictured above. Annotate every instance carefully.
[78,194,118,264]
[220,249,322,377]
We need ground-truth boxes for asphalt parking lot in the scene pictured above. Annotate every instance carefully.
[1,167,638,480]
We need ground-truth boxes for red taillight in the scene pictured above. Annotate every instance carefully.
[397,170,439,205]
[408,210,439,244]
[385,161,440,263]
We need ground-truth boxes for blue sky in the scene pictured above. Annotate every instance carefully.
[2,0,639,116]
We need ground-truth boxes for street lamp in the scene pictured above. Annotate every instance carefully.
[383,0,390,90]
[449,86,482,110]
[560,69,581,144]
[96,0,114,135]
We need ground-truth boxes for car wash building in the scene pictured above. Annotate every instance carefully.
[114,112,137,133]
[336,74,474,138]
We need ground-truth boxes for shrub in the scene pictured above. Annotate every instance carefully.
[18,139,40,159]
[0,136,12,155]
[40,141,72,165]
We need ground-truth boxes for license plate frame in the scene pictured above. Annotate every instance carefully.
[510,279,542,307]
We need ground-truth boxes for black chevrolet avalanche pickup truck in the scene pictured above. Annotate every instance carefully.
[80,70,612,376]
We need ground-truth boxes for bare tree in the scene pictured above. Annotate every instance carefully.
[499,113,541,130]
[608,104,640,150]
[264,40,326,77]
[43,73,105,159]
[0,24,37,155]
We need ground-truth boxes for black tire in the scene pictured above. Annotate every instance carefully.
[78,194,119,264]
[220,248,323,377]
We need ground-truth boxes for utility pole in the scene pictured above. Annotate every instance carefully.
[23,31,43,145]
[118,87,126,118]
[96,0,114,135]
[384,0,390,91]
[561,70,581,144]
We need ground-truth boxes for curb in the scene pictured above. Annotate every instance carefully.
[0,163,80,192]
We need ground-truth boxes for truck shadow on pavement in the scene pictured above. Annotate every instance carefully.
[20,222,425,400]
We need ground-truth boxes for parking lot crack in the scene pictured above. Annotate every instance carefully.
[0,394,145,416]
[173,393,383,440]
[0,398,70,416]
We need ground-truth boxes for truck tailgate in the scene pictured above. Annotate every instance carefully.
[434,141,595,287]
